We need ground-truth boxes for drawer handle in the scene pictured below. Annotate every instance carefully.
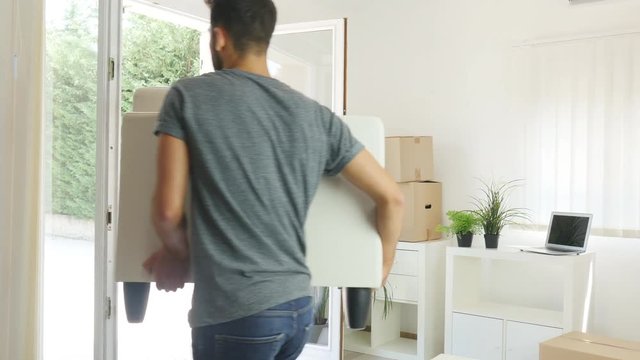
[424,204,432,209]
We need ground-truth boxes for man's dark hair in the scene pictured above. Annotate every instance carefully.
[209,0,277,55]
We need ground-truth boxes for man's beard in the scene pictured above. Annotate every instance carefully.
[212,50,223,71]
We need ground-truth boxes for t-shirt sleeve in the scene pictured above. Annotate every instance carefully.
[154,86,186,140]
[324,110,365,176]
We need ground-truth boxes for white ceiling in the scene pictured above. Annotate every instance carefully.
[147,0,209,18]
[124,0,209,30]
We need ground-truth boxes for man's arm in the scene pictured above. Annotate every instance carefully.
[145,134,190,291]
[340,149,404,285]
[151,134,190,259]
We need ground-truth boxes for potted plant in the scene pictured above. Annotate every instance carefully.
[374,282,394,319]
[345,283,394,330]
[473,180,528,249]
[437,210,481,247]
[123,281,150,323]
[344,287,372,330]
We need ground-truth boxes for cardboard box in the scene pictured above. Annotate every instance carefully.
[385,136,434,182]
[398,181,442,242]
[540,332,640,360]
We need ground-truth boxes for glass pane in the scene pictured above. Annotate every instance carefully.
[269,29,336,349]
[117,9,201,360]
[120,11,201,113]
[269,30,334,110]
[308,287,330,346]
[43,0,98,358]
[117,284,193,359]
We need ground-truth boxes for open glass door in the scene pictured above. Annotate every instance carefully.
[269,18,347,360]
[115,2,207,359]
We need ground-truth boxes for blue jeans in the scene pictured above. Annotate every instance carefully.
[192,296,313,360]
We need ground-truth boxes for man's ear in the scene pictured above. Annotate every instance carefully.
[212,27,227,52]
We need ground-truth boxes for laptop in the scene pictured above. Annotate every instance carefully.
[520,212,593,255]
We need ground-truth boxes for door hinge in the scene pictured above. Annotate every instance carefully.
[106,296,112,319]
[106,205,113,231]
[108,57,115,80]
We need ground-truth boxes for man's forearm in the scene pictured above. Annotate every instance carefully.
[337,150,405,285]
[376,198,404,283]
[153,214,189,260]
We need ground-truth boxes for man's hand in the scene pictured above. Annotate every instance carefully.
[143,247,190,292]
[382,261,394,286]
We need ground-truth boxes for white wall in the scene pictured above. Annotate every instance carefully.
[271,0,640,208]
[1,0,44,357]
[0,0,14,213]
[0,0,15,356]
[269,0,640,342]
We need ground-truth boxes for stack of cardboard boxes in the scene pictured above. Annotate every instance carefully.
[385,136,442,242]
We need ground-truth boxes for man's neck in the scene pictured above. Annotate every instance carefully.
[226,53,270,77]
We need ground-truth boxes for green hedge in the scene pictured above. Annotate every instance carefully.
[48,2,200,219]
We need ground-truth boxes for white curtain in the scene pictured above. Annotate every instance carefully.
[0,0,45,359]
[517,33,640,236]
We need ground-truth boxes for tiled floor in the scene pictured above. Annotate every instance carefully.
[343,351,394,360]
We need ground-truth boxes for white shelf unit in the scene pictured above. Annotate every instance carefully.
[345,240,449,360]
[444,247,595,360]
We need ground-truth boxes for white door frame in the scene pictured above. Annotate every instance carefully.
[273,19,347,116]
[272,18,347,360]
[96,0,122,358]
[298,288,343,360]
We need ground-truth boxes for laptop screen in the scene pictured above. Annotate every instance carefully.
[548,214,590,248]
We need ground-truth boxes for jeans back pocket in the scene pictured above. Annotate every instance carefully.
[213,333,286,359]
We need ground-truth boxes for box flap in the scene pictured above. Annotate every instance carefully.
[564,332,640,352]
[542,332,640,360]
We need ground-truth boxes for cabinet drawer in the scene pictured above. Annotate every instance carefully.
[505,321,562,360]
[378,274,418,303]
[390,249,418,277]
[451,313,503,360]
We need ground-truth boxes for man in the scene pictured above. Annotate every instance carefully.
[143,0,404,358]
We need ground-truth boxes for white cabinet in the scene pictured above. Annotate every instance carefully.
[505,321,561,360]
[451,313,502,360]
[345,240,448,360]
[450,314,562,360]
[444,247,595,360]
[385,274,419,303]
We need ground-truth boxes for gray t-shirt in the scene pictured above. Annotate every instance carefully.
[155,69,363,327]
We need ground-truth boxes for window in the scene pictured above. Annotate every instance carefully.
[516,32,640,236]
